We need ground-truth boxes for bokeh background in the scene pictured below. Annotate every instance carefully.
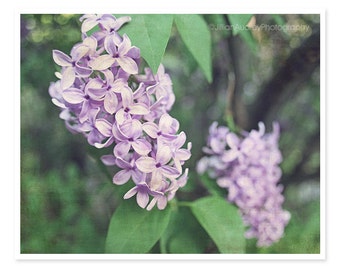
[20,14,321,253]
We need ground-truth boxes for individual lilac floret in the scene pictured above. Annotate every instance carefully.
[197,121,290,247]
[49,14,191,211]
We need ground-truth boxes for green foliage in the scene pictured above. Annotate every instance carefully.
[199,173,227,197]
[227,14,257,52]
[160,206,210,253]
[190,196,246,253]
[174,14,212,83]
[118,14,174,74]
[21,164,106,253]
[105,199,171,253]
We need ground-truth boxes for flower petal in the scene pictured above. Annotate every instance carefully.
[95,118,112,137]
[104,91,119,114]
[118,34,132,56]
[52,50,72,67]
[62,88,84,104]
[115,157,132,169]
[89,55,115,70]
[104,34,118,56]
[117,57,138,74]
[113,141,131,157]
[161,165,180,178]
[100,155,116,166]
[226,133,240,149]
[142,122,159,139]
[129,103,149,115]
[132,139,151,156]
[61,67,76,90]
[222,149,239,163]
[156,146,172,165]
[113,169,131,185]
[123,186,138,199]
[136,190,149,208]
[135,157,156,173]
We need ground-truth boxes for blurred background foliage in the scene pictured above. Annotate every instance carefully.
[20,14,320,253]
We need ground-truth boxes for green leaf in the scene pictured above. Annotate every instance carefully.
[160,206,209,253]
[174,14,212,83]
[227,14,257,53]
[118,14,173,74]
[190,196,246,253]
[105,199,171,253]
[227,14,253,35]
[199,173,226,197]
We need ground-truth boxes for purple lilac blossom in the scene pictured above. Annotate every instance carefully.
[197,121,290,247]
[49,14,191,211]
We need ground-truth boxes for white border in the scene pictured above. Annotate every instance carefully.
[6,0,332,268]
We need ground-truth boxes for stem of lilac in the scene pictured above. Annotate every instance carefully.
[224,72,238,133]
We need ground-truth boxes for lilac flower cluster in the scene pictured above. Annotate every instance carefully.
[197,121,290,247]
[49,14,191,211]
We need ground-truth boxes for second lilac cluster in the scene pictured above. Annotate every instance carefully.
[197,122,290,247]
[48,14,191,211]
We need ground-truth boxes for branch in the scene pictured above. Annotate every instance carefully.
[248,24,320,129]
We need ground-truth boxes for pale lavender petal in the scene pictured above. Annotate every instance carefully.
[177,168,189,187]
[114,16,132,31]
[136,190,149,208]
[146,198,157,211]
[82,36,98,51]
[52,50,72,66]
[118,34,132,56]
[90,55,115,70]
[94,136,114,149]
[119,119,142,139]
[113,170,131,185]
[111,121,127,141]
[104,91,119,114]
[81,17,98,33]
[129,103,149,115]
[114,141,131,157]
[75,64,92,77]
[79,100,90,123]
[61,67,76,90]
[117,57,138,74]
[104,34,118,56]
[156,146,172,165]
[135,157,156,173]
[142,122,159,139]
[131,170,145,184]
[159,113,176,134]
[115,109,131,125]
[95,119,112,137]
[62,88,84,104]
[71,44,89,60]
[126,46,140,59]
[156,196,167,210]
[222,149,239,162]
[132,139,151,156]
[115,157,132,169]
[87,87,107,100]
[100,155,116,166]
[119,87,133,108]
[123,186,138,199]
[226,133,240,149]
[161,165,180,178]
[150,170,163,190]
[175,149,191,162]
